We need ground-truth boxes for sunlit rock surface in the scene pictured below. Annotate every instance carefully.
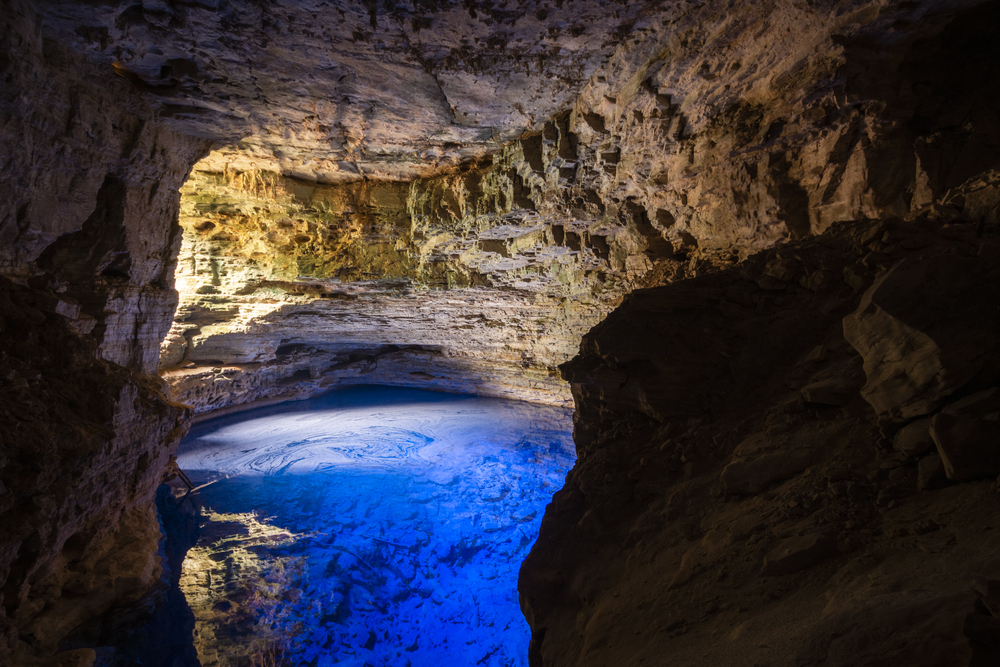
[176,385,574,667]
[160,159,661,412]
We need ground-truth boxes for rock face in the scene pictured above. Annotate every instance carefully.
[523,216,1000,667]
[159,151,667,413]
[3,0,1000,664]
[31,0,672,182]
[161,0,1000,418]
[844,255,1000,419]
[1,2,206,662]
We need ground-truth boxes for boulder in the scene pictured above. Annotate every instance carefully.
[929,414,1000,482]
[942,387,1000,417]
[917,453,948,491]
[843,255,1000,419]
[36,650,98,667]
[964,613,1000,648]
[721,448,818,495]
[894,417,935,458]
[763,257,799,282]
[801,380,856,406]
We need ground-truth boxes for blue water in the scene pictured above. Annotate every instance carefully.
[177,385,575,666]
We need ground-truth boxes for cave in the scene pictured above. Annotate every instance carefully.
[2,1,1000,666]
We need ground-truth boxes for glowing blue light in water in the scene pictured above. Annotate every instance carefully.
[177,385,575,667]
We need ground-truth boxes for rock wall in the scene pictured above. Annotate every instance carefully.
[0,2,208,662]
[160,0,1000,419]
[558,0,1000,254]
[522,214,1000,667]
[518,0,1000,660]
[160,146,672,413]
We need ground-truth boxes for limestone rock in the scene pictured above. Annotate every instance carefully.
[34,649,97,667]
[801,379,856,407]
[916,450,947,490]
[0,278,189,661]
[930,414,1000,482]
[0,3,199,660]
[844,255,1000,419]
[964,613,1000,649]
[160,166,651,412]
[895,418,935,458]
[721,448,818,496]
[943,388,1000,417]
[525,215,1000,667]
[763,534,837,576]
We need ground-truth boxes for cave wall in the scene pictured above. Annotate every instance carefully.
[158,0,1000,421]
[522,215,1000,667]
[519,2,1000,665]
[2,0,1000,664]
[159,147,661,414]
[0,2,209,661]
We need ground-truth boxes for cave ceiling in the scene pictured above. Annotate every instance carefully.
[32,0,971,182]
[37,0,673,182]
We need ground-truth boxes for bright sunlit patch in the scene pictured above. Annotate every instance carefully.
[176,385,575,667]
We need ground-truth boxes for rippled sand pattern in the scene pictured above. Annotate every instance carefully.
[177,385,575,667]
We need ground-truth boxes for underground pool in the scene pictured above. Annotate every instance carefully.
[174,385,576,667]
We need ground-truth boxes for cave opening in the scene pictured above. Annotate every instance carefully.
[173,385,575,666]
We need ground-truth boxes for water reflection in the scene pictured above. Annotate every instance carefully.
[177,385,575,667]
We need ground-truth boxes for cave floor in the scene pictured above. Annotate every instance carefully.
[175,385,575,667]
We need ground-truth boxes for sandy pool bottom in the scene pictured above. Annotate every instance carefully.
[175,385,575,667]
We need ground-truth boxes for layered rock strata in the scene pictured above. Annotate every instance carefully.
[30,0,678,181]
[160,159,668,413]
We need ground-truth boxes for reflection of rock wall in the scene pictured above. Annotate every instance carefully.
[0,2,206,661]
[175,387,576,666]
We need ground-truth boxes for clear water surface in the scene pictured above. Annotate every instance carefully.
[176,385,575,667]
